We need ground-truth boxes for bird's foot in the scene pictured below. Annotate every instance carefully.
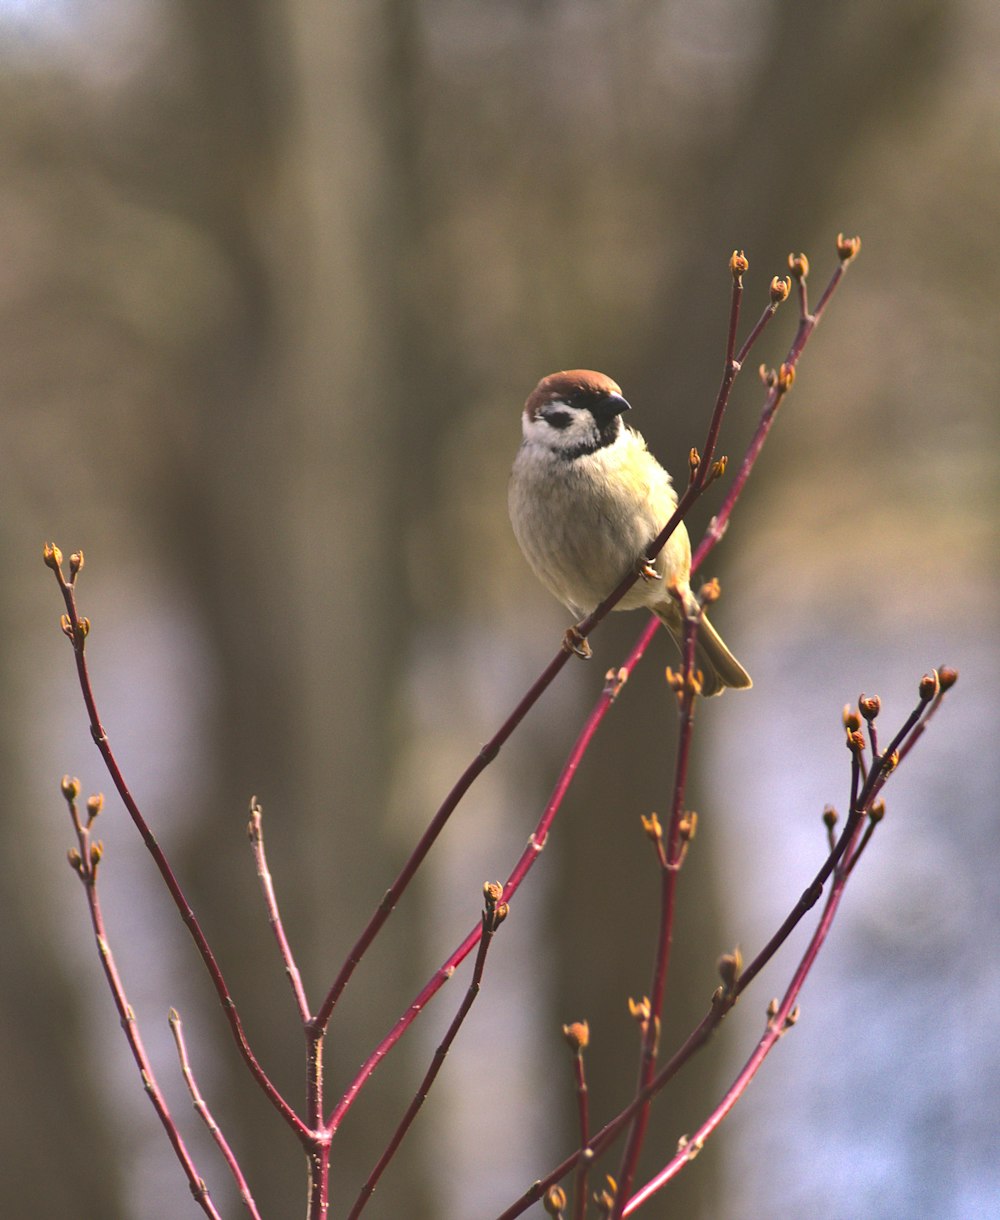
[562,625,592,660]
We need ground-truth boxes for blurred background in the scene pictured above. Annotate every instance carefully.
[2,2,997,1217]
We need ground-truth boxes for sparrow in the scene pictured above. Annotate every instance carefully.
[508,370,751,696]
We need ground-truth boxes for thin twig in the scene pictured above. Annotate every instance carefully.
[59,781,223,1220]
[326,623,660,1135]
[621,821,857,1215]
[566,1028,592,1220]
[170,1009,264,1220]
[248,800,311,1024]
[612,612,700,1216]
[494,669,954,1218]
[346,889,507,1218]
[692,244,859,575]
[45,551,307,1140]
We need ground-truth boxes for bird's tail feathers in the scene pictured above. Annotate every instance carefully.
[655,599,752,697]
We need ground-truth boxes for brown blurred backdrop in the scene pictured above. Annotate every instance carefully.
[1,2,996,1218]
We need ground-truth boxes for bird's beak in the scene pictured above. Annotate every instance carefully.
[592,392,631,424]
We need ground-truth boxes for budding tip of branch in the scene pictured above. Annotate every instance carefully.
[842,705,862,731]
[561,1020,590,1053]
[678,810,698,842]
[699,577,721,605]
[836,232,862,263]
[822,805,839,829]
[729,249,749,278]
[788,251,809,280]
[869,799,886,824]
[69,550,85,578]
[543,1185,568,1216]
[769,274,791,304]
[859,694,881,721]
[759,363,777,387]
[483,880,504,906]
[777,363,795,392]
[717,948,742,995]
[937,666,958,691]
[43,542,64,572]
[641,811,663,842]
[919,672,940,701]
[61,775,80,802]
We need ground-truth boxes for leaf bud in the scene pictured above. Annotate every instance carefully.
[788,251,809,280]
[562,1020,590,1053]
[699,577,721,604]
[769,274,791,304]
[717,948,742,995]
[919,672,940,701]
[641,812,662,843]
[543,1186,568,1217]
[836,232,862,263]
[43,542,63,571]
[729,249,749,278]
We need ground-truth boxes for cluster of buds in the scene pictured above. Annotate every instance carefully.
[665,665,703,700]
[43,543,85,585]
[758,362,796,393]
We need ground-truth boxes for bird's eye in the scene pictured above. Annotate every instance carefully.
[543,407,573,429]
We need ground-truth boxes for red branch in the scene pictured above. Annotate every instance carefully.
[46,553,306,1140]
[60,782,224,1220]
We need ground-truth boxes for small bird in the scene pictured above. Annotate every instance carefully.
[508,370,751,696]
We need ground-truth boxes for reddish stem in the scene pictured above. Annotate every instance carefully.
[570,1049,591,1220]
[612,616,700,1215]
[170,1010,263,1220]
[62,792,224,1220]
[347,900,504,1217]
[327,621,662,1134]
[622,814,863,1215]
[52,569,306,1139]
[249,800,311,1023]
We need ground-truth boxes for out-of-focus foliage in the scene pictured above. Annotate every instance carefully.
[1,1,996,1217]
